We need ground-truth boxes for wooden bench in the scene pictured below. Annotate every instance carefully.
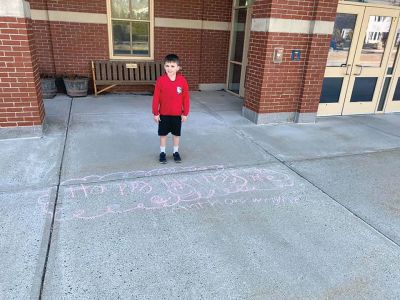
[91,60,164,96]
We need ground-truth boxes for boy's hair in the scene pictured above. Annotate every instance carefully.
[164,54,180,66]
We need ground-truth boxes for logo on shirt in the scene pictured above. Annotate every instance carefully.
[177,86,182,94]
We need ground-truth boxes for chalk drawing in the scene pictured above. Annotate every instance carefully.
[38,165,302,221]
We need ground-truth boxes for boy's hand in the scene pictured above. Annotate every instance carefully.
[153,115,160,123]
[181,115,188,122]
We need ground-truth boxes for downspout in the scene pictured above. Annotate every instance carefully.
[45,0,57,75]
[296,0,319,121]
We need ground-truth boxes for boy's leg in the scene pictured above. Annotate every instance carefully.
[160,135,167,148]
[172,135,181,162]
[159,135,167,163]
[172,135,179,149]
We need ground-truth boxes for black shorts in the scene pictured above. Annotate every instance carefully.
[158,115,182,136]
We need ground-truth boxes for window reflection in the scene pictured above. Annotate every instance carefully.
[327,13,357,67]
[387,24,400,74]
[111,0,151,57]
[359,16,392,67]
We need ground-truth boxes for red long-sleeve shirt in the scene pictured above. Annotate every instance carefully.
[152,74,190,116]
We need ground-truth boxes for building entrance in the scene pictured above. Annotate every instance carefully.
[319,2,400,116]
[226,0,252,97]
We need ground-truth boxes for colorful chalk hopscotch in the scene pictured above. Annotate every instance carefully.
[38,165,303,221]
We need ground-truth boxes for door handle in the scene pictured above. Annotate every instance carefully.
[341,64,351,75]
[354,64,363,76]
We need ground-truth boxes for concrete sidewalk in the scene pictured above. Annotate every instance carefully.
[1,91,400,299]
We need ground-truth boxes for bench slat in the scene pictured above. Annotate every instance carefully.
[140,63,145,81]
[112,62,117,80]
[134,64,140,81]
[101,63,107,81]
[95,62,101,81]
[123,62,129,80]
[106,63,112,80]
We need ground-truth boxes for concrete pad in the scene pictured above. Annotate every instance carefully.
[71,95,153,115]
[42,164,400,298]
[43,114,69,136]
[0,187,56,299]
[43,96,71,116]
[0,136,64,191]
[240,116,400,161]
[193,92,243,112]
[289,149,400,245]
[349,114,400,137]
[61,114,274,184]
[211,110,255,127]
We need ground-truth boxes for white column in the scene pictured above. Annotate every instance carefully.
[0,0,31,18]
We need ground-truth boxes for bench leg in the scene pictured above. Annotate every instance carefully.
[97,84,117,95]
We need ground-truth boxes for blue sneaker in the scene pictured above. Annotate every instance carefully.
[173,152,181,163]
[159,152,167,164]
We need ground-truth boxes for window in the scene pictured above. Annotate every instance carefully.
[108,0,154,60]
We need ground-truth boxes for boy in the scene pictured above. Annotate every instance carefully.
[152,54,190,164]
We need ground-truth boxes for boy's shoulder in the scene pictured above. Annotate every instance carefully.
[177,73,188,83]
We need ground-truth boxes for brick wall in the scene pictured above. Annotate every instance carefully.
[0,17,44,127]
[29,0,232,92]
[245,0,339,117]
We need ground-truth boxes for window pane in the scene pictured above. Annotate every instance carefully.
[378,77,391,111]
[350,77,378,102]
[387,24,400,74]
[230,8,246,62]
[131,0,149,20]
[393,79,400,101]
[132,22,149,56]
[236,0,252,6]
[359,16,392,67]
[228,63,241,94]
[113,21,131,55]
[111,0,130,19]
[320,78,344,103]
[327,13,357,67]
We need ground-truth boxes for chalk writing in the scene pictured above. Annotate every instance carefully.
[38,165,302,221]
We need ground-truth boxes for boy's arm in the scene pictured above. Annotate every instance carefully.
[152,79,161,116]
[182,79,190,116]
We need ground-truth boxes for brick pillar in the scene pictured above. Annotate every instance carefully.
[243,0,339,124]
[0,0,45,137]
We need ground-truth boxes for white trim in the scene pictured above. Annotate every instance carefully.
[198,83,225,91]
[0,0,31,18]
[31,9,107,24]
[30,9,231,31]
[202,20,230,31]
[251,18,334,35]
[155,18,202,29]
[155,18,230,31]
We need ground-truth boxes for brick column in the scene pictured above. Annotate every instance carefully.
[0,0,45,137]
[243,0,339,124]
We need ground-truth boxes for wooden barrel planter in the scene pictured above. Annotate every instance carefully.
[41,77,57,99]
[63,77,89,97]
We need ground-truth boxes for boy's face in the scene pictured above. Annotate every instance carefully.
[164,61,180,76]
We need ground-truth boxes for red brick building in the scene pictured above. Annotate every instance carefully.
[2,0,400,136]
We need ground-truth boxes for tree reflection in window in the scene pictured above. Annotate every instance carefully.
[111,0,150,57]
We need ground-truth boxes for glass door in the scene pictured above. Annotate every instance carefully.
[319,4,400,116]
[227,0,252,97]
[342,7,399,115]
[383,22,400,112]
[318,5,365,116]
